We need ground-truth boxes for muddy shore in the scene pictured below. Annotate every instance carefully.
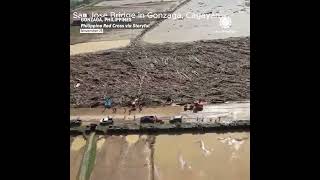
[71,37,249,108]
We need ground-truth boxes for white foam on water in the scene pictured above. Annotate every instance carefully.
[195,139,213,156]
[178,153,192,170]
[144,143,151,154]
[154,164,161,180]
[145,155,152,180]
[140,135,148,140]
[218,136,247,151]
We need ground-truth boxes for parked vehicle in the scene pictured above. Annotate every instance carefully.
[100,116,114,125]
[169,116,182,124]
[70,119,82,127]
[140,116,163,124]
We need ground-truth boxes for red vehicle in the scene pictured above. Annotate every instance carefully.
[193,99,207,112]
[183,99,206,112]
[194,102,204,111]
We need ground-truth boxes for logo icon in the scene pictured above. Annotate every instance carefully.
[219,16,232,29]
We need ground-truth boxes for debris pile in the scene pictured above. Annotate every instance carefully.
[71,37,250,107]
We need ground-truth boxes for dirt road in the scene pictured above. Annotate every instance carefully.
[70,101,249,122]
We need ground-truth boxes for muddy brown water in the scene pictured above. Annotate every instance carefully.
[70,135,87,180]
[143,0,250,43]
[154,132,250,180]
[70,0,186,46]
[72,133,249,180]
[70,136,74,147]
[95,0,180,7]
[70,40,131,55]
[90,135,152,180]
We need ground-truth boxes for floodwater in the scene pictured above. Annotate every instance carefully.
[94,0,185,13]
[125,135,140,145]
[70,40,130,55]
[154,132,250,180]
[143,0,250,43]
[95,0,178,7]
[70,136,74,147]
[70,132,249,180]
[70,135,87,180]
[70,0,185,45]
[90,135,152,180]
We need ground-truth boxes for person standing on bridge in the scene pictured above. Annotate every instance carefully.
[102,96,113,113]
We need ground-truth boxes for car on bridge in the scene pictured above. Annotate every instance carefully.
[169,116,182,124]
[140,116,163,124]
[70,119,82,127]
[100,116,114,125]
